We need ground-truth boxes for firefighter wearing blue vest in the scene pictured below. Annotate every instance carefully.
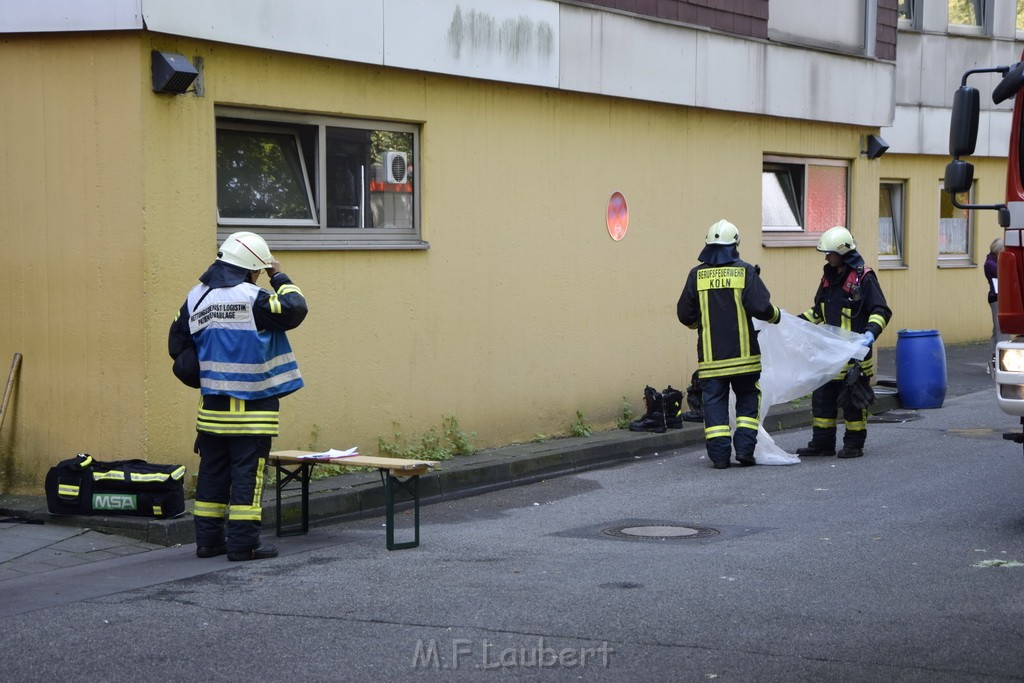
[677,220,781,469]
[797,226,891,459]
[168,231,308,560]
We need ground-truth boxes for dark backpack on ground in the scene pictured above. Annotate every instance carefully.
[45,453,186,518]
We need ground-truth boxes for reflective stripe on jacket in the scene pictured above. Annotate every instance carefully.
[677,260,780,379]
[188,281,304,401]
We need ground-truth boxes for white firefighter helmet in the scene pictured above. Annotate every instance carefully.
[218,231,274,271]
[705,219,740,246]
[817,226,856,255]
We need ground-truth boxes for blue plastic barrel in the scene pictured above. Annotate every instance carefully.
[895,329,947,409]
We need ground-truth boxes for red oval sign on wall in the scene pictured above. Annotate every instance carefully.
[607,191,628,241]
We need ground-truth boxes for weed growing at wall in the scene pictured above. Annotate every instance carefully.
[569,410,593,437]
[378,415,477,462]
[616,397,634,430]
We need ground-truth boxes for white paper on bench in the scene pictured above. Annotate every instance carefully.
[295,447,360,459]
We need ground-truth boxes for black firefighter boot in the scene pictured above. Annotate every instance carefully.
[796,427,837,457]
[628,386,667,433]
[838,430,866,459]
[662,386,684,429]
[681,370,703,422]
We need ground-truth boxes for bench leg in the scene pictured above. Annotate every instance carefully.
[274,461,313,537]
[384,473,420,550]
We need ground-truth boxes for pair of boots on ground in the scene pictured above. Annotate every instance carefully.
[628,382,702,433]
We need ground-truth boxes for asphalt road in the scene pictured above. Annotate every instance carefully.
[2,372,1024,681]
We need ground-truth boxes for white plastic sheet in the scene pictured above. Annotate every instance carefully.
[750,312,868,465]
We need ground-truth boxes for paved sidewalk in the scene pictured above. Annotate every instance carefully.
[0,518,163,581]
[0,339,994,582]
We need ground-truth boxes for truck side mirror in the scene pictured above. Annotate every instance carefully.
[944,159,974,194]
[949,86,980,157]
[993,61,1024,104]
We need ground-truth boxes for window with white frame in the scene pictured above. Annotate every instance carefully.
[948,0,985,31]
[879,181,906,268]
[938,182,975,266]
[216,107,422,249]
[898,0,920,28]
[1017,0,1024,32]
[762,156,849,246]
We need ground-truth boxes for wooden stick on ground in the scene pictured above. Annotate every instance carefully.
[0,352,22,433]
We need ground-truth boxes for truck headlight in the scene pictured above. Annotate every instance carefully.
[1001,348,1024,373]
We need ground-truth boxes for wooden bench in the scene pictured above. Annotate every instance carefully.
[268,450,435,550]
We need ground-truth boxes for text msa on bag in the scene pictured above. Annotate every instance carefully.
[45,453,187,518]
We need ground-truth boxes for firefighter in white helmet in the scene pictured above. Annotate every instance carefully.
[677,219,781,469]
[168,231,308,560]
[797,226,891,459]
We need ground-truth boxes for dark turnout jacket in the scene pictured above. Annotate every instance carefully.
[798,251,891,377]
[677,250,780,379]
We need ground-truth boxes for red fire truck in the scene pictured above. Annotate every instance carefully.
[946,57,1024,440]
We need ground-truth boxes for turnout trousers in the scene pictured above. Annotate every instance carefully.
[809,378,867,450]
[700,373,762,466]
[193,432,272,553]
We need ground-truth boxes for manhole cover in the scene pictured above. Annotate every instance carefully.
[601,524,719,541]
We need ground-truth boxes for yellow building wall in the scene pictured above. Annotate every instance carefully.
[0,34,147,492]
[142,39,887,473]
[875,154,1004,343]
[2,33,994,493]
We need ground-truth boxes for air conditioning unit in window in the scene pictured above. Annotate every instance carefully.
[383,151,408,184]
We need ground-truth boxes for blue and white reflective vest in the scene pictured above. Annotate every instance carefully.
[187,282,304,400]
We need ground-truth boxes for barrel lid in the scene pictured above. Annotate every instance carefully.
[897,329,940,337]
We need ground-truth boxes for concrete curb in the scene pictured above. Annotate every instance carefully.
[0,392,901,547]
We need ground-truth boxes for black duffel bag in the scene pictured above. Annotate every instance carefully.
[45,453,186,518]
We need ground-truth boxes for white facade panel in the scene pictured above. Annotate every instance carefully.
[883,106,1012,157]
[762,49,812,121]
[942,36,1006,103]
[559,5,892,127]
[557,10,606,94]
[559,8,694,104]
[988,108,1013,158]
[918,34,952,109]
[763,45,893,126]
[767,0,864,53]
[0,0,142,32]
[921,106,953,156]
[142,0,385,65]
[695,32,765,113]
[894,31,924,105]
[880,104,921,153]
[384,0,558,88]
